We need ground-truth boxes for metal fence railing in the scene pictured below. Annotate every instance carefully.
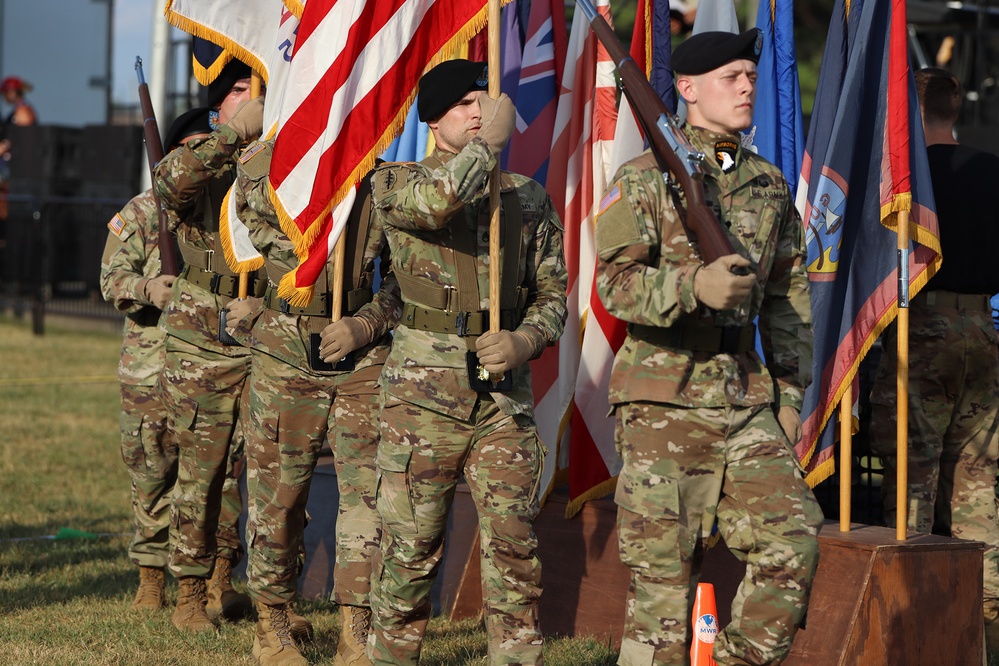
[1,193,127,332]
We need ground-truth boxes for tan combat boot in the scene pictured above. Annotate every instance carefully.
[172,576,216,634]
[285,602,315,644]
[253,602,308,665]
[206,556,254,621]
[130,566,166,611]
[333,605,372,666]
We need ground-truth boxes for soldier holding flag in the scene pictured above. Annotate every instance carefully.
[367,59,568,665]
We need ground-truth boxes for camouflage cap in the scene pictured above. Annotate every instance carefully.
[417,59,489,122]
[672,29,763,75]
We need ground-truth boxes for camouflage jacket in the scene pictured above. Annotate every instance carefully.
[153,124,251,357]
[595,125,812,411]
[232,140,399,375]
[98,189,169,386]
[371,139,568,419]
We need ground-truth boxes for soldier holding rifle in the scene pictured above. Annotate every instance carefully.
[367,59,567,666]
[593,28,823,665]
[153,58,266,634]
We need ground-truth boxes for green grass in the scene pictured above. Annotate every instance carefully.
[0,316,617,665]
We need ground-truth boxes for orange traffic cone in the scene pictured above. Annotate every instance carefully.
[690,582,719,666]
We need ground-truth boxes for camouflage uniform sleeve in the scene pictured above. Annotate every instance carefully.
[595,161,701,327]
[517,191,568,357]
[99,195,156,313]
[352,219,402,340]
[234,140,292,269]
[154,125,241,212]
[371,137,497,230]
[758,188,812,412]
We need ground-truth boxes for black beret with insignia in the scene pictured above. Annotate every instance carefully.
[672,29,763,75]
[208,58,253,108]
[164,107,212,150]
[417,59,489,122]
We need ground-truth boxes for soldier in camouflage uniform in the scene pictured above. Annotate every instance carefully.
[98,108,247,613]
[595,31,823,666]
[869,68,999,651]
[225,134,399,666]
[153,60,264,634]
[367,60,567,666]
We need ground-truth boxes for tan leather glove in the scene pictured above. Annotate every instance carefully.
[142,274,176,310]
[224,296,263,333]
[475,330,535,374]
[477,93,516,154]
[319,317,373,362]
[778,405,802,445]
[693,254,756,310]
[225,97,265,142]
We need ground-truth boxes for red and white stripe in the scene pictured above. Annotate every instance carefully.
[269,0,495,306]
[543,0,618,503]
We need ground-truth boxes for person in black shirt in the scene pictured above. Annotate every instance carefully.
[869,67,999,651]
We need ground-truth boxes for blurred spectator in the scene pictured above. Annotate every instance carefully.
[0,76,37,221]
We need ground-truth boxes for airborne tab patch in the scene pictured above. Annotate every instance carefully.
[599,184,623,213]
[108,213,126,238]
[715,140,739,173]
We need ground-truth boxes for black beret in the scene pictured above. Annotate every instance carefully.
[164,107,212,150]
[417,60,489,122]
[672,29,763,75]
[207,59,252,108]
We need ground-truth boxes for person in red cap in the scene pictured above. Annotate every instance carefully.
[0,76,37,219]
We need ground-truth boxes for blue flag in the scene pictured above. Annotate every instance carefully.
[746,0,804,195]
[794,0,941,485]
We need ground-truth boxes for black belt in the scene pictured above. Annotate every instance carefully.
[400,302,520,336]
[912,290,991,312]
[180,266,266,298]
[629,322,756,354]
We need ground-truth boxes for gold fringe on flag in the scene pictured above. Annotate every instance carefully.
[272,0,514,308]
[164,1,272,86]
[218,188,266,274]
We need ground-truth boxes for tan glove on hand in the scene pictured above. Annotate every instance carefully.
[224,297,263,333]
[142,275,176,310]
[778,405,802,445]
[226,97,265,142]
[319,317,373,362]
[477,93,516,154]
[475,330,535,374]
[693,254,756,310]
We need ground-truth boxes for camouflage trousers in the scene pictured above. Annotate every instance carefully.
[369,393,545,666]
[870,301,999,603]
[121,383,244,570]
[160,335,249,578]
[244,351,382,607]
[613,402,823,666]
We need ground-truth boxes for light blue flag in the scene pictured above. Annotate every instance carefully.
[746,0,805,197]
[380,102,428,163]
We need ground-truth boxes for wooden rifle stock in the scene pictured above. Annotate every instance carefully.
[135,57,180,277]
[576,1,738,265]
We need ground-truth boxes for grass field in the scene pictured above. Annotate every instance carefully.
[0,315,618,665]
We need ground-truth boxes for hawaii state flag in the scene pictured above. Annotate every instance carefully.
[794,0,941,484]
[269,0,508,306]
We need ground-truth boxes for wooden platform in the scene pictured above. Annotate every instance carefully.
[300,463,985,664]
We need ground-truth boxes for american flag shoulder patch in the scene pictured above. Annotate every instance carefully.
[599,184,622,213]
[239,141,266,164]
[108,213,126,237]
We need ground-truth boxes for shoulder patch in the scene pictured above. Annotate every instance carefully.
[599,184,623,213]
[372,163,416,204]
[239,141,266,164]
[108,213,126,237]
[237,140,272,181]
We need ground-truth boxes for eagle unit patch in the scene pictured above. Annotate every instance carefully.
[715,141,738,173]
[108,213,126,238]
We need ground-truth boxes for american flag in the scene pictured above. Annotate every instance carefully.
[269,0,506,306]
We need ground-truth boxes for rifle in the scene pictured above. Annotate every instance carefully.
[135,57,180,277]
[575,0,740,266]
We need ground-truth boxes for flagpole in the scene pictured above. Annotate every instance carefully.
[839,384,852,532]
[237,72,265,301]
[896,209,910,541]
[487,0,502,379]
